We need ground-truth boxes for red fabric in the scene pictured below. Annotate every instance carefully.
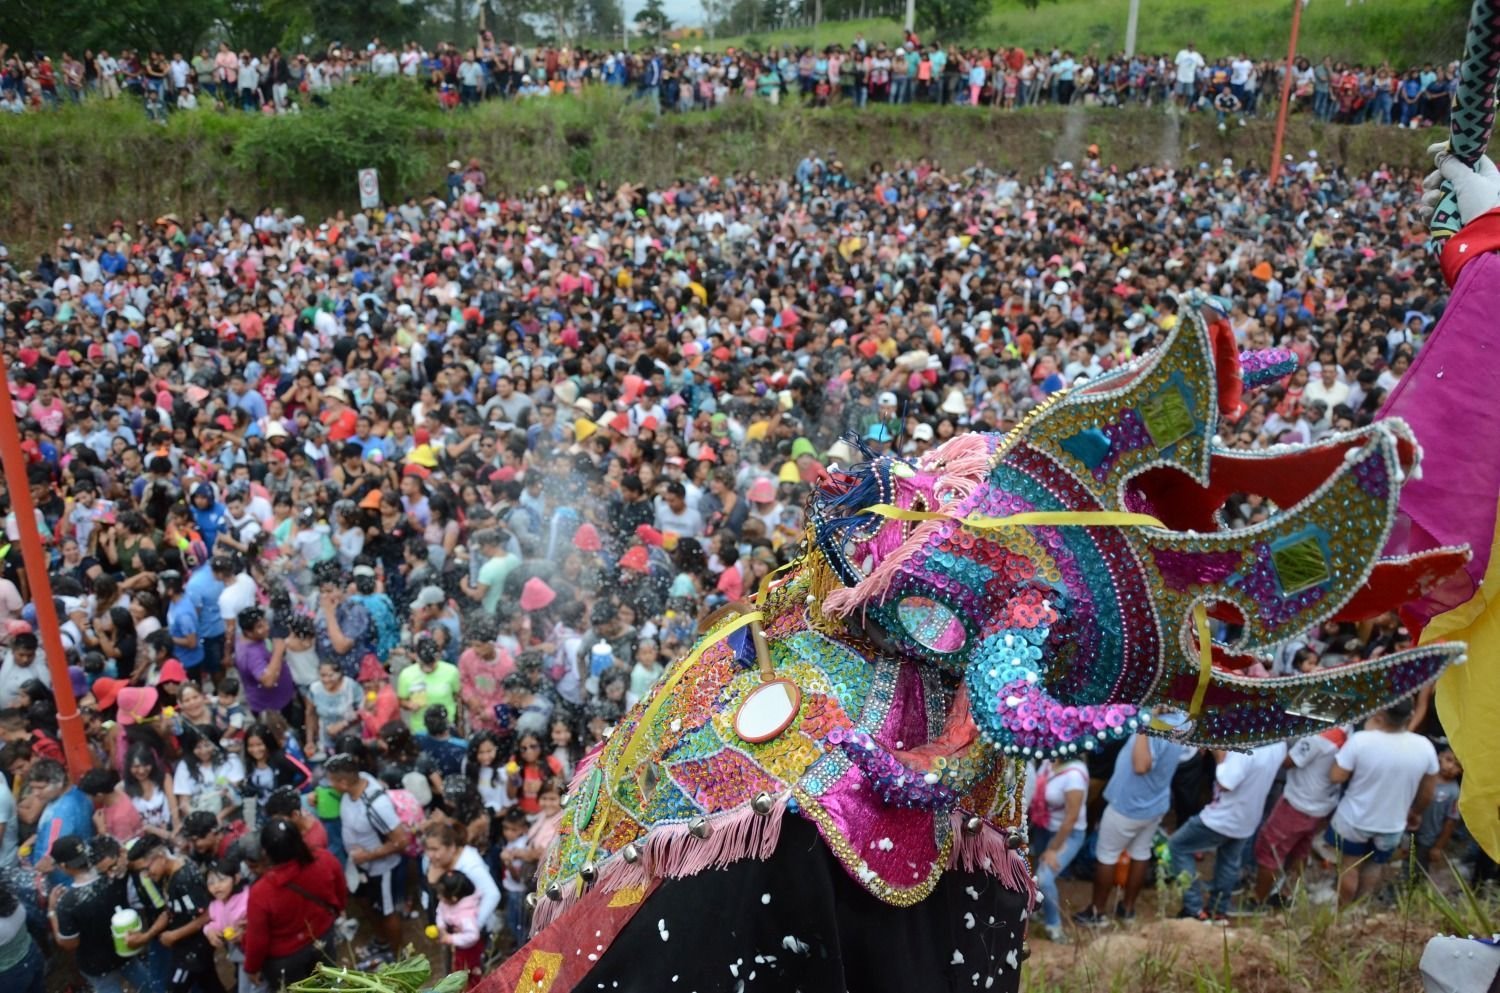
[242,849,348,974]
[1440,207,1500,288]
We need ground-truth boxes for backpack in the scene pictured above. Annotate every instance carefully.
[362,784,425,858]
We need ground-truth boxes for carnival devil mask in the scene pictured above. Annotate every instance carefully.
[809,305,1467,761]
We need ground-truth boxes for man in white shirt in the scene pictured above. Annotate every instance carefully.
[1328,700,1438,904]
[1173,44,1205,107]
[1251,726,1348,906]
[326,755,411,959]
[1303,364,1350,411]
[1167,741,1286,920]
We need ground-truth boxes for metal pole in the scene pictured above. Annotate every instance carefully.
[1268,0,1305,185]
[904,0,914,33]
[1124,0,1140,59]
[0,354,90,781]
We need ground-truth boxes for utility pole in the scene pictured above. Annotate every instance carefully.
[1124,0,1140,59]
[0,353,90,781]
[904,0,914,34]
[1268,0,1306,184]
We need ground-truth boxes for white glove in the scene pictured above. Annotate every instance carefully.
[1422,140,1500,225]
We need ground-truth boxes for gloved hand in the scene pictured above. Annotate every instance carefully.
[1422,140,1500,225]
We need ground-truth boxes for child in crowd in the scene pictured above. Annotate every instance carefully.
[499,808,535,948]
[435,870,483,987]
[1416,746,1463,869]
[206,856,263,993]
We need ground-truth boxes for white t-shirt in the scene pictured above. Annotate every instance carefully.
[340,775,404,875]
[218,574,258,628]
[1281,728,1346,818]
[1198,743,1286,838]
[1333,729,1439,835]
[1174,49,1205,84]
[1230,58,1253,86]
[1039,760,1090,835]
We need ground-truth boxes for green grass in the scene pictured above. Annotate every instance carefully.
[710,0,1470,65]
[0,82,1445,257]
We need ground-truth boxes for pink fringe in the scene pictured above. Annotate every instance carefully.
[527,795,790,935]
[948,812,1039,912]
[642,794,789,879]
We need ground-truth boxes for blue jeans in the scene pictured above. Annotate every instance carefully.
[84,957,153,993]
[0,941,44,993]
[1032,827,1086,927]
[1168,814,1250,915]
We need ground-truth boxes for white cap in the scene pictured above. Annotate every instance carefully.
[1116,267,1132,281]
[878,391,898,406]
[1052,280,1069,295]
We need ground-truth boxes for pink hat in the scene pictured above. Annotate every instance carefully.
[519,577,556,612]
[619,546,650,573]
[572,522,603,553]
[116,686,159,726]
[747,477,777,503]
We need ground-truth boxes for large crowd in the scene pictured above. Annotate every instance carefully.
[0,136,1479,993]
[0,33,1459,127]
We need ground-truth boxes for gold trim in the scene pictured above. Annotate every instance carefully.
[793,786,953,907]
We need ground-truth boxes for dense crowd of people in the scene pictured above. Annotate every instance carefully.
[0,33,1459,127]
[0,135,1478,992]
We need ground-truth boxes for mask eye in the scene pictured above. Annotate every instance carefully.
[891,462,916,479]
[896,596,968,655]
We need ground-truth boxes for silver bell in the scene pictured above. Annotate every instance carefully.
[622,843,642,864]
[688,816,713,839]
[580,861,597,883]
[1005,831,1024,850]
[752,792,775,815]
[545,882,563,902]
[963,816,982,834]
[525,892,539,910]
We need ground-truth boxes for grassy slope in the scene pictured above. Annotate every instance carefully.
[0,91,1443,257]
[707,0,1468,65]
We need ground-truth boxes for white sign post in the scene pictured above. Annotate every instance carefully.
[357,168,380,209]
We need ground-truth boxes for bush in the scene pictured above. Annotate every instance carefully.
[232,78,433,202]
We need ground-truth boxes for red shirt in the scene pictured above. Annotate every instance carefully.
[243,849,348,974]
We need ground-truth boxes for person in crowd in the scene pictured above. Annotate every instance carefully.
[243,818,347,988]
[125,834,226,993]
[1167,742,1287,922]
[49,834,153,993]
[323,753,409,965]
[1073,730,1195,926]
[1028,754,1089,942]
[1327,700,1439,904]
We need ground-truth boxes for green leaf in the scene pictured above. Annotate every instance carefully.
[425,972,471,993]
[374,954,433,993]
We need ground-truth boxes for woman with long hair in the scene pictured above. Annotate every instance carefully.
[241,723,311,803]
[122,741,178,837]
[464,730,509,813]
[244,818,348,989]
[171,723,244,822]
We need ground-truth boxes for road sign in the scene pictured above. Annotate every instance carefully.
[357,168,380,209]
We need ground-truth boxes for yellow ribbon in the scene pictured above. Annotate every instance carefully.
[1190,603,1214,719]
[864,502,1216,720]
[864,504,1167,531]
[583,609,764,867]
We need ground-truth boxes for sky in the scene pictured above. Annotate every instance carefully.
[623,0,708,28]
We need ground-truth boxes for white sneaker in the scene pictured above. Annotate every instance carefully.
[1044,923,1069,944]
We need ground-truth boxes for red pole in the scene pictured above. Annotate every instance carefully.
[0,353,91,781]
[1268,0,1306,185]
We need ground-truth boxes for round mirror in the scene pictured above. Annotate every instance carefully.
[734,679,802,744]
[896,596,968,654]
